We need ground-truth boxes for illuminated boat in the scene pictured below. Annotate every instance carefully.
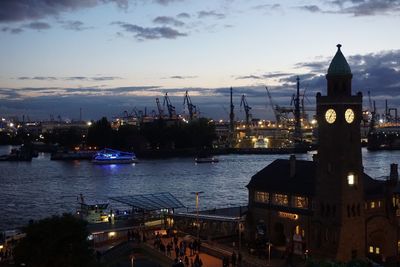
[92,148,138,164]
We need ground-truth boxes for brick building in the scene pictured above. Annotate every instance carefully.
[246,44,400,264]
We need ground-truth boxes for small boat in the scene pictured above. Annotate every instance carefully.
[0,144,35,162]
[195,156,219,164]
[92,148,138,164]
[76,194,110,223]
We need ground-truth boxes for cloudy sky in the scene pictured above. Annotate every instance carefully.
[0,0,399,121]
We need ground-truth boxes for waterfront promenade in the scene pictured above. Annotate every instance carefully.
[99,232,301,267]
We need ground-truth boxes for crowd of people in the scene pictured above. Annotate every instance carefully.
[151,231,204,267]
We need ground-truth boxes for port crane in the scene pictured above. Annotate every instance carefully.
[163,93,176,119]
[156,98,164,119]
[183,91,197,121]
[240,94,252,127]
[265,87,293,125]
[367,91,376,133]
[293,77,302,142]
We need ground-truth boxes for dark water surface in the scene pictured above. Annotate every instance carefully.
[0,146,399,230]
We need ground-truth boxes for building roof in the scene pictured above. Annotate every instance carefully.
[363,173,388,198]
[246,159,317,196]
[109,192,185,211]
[247,158,388,198]
[327,44,352,75]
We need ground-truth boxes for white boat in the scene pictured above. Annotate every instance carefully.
[195,156,219,164]
[76,194,110,223]
[92,148,138,164]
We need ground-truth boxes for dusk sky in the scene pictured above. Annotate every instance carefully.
[1,0,399,121]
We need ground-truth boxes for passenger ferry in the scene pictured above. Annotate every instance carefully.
[92,148,138,164]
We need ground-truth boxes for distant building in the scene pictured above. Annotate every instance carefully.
[246,45,400,263]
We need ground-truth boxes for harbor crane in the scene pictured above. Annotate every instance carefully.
[183,90,197,121]
[240,94,252,127]
[156,98,164,119]
[293,77,302,142]
[265,87,293,125]
[163,93,176,119]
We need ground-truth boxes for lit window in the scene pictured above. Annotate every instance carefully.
[369,246,374,253]
[347,173,355,185]
[370,202,376,209]
[295,225,300,235]
[293,196,308,209]
[273,194,289,206]
[376,247,380,254]
[378,201,381,208]
[255,191,269,203]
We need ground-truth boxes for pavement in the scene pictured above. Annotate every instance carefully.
[98,233,306,267]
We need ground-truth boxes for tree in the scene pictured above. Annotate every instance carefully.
[14,213,99,267]
[87,117,114,148]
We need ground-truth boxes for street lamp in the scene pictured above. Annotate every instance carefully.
[191,191,204,241]
[266,241,272,266]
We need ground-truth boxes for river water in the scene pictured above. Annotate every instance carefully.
[0,146,399,230]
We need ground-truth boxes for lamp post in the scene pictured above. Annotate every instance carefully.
[266,241,272,266]
[191,191,204,241]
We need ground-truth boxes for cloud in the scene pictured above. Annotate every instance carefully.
[1,27,23,34]
[177,12,190,19]
[167,75,197,79]
[2,21,51,34]
[112,21,187,40]
[299,0,400,16]
[235,75,262,80]
[4,49,400,120]
[235,72,295,80]
[17,76,121,81]
[18,76,57,81]
[24,21,51,30]
[153,0,183,5]
[298,5,322,13]
[0,0,128,23]
[59,20,91,31]
[153,16,184,27]
[253,3,281,10]
[198,10,226,19]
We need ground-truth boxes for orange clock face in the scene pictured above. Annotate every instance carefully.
[345,108,355,123]
[325,109,336,124]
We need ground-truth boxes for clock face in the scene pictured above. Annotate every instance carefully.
[345,108,355,123]
[325,108,336,124]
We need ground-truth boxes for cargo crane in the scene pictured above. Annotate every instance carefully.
[183,90,197,121]
[266,86,279,123]
[240,94,252,127]
[367,91,376,133]
[229,87,235,148]
[163,93,176,119]
[156,98,164,119]
[293,77,302,142]
[265,87,293,126]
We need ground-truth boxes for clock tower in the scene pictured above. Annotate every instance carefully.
[313,44,365,261]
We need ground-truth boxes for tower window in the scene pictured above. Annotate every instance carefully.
[347,173,357,186]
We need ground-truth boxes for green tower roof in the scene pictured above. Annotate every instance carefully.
[327,44,352,75]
